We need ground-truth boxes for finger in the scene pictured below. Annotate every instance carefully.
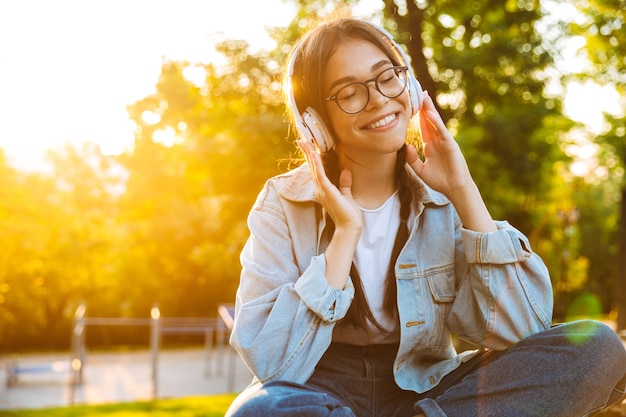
[419,95,440,137]
[337,168,353,197]
[297,139,315,161]
[298,139,336,194]
[420,94,454,142]
[405,143,419,164]
[298,140,322,179]
[406,143,425,175]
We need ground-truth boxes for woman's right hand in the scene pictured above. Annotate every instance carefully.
[297,140,362,233]
[298,140,362,289]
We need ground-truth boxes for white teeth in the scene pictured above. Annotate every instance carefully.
[366,114,396,129]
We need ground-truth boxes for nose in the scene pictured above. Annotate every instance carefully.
[365,81,388,109]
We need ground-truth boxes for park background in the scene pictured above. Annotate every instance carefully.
[0,0,625,355]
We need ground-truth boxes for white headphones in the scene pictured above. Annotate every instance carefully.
[285,20,424,153]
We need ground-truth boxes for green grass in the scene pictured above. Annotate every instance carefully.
[0,394,237,417]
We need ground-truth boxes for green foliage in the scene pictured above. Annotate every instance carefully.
[568,0,626,327]
[117,44,291,319]
[0,144,124,349]
[1,0,625,350]
[569,0,626,87]
[381,0,571,236]
[0,394,236,417]
[374,0,600,319]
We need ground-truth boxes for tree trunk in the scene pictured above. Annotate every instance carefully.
[381,1,445,119]
[617,187,626,331]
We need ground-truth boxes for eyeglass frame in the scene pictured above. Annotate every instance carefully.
[323,65,409,114]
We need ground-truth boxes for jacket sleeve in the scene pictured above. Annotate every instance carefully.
[229,182,354,384]
[448,220,553,350]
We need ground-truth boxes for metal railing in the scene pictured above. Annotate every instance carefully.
[69,303,234,405]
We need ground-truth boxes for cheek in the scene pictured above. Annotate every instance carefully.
[325,108,352,141]
[402,90,413,113]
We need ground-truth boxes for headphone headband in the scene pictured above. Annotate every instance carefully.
[285,19,423,153]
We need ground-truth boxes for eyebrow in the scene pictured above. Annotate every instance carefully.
[327,59,392,92]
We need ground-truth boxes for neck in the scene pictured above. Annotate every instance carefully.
[338,151,398,210]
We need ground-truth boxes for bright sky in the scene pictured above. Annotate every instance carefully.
[0,0,299,170]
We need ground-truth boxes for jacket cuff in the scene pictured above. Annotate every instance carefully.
[294,254,354,323]
[461,220,533,264]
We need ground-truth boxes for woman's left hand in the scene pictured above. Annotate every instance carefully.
[406,91,473,199]
[408,91,497,232]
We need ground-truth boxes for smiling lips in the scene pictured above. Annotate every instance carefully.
[365,113,397,130]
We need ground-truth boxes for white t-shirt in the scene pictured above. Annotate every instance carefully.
[333,190,401,345]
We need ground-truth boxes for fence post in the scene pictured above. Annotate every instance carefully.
[150,304,161,400]
[204,324,213,377]
[69,303,86,405]
[218,304,236,392]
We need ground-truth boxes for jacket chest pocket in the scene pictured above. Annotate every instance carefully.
[426,270,456,347]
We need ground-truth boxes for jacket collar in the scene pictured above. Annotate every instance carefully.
[278,163,450,208]
[278,164,317,202]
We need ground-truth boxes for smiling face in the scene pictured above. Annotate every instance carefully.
[323,38,412,162]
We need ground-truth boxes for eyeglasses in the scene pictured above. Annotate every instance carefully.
[324,66,409,114]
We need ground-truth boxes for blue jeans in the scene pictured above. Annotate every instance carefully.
[226,320,626,417]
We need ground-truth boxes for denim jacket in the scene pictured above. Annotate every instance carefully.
[230,163,553,394]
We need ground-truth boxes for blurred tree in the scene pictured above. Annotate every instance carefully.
[571,174,621,319]
[119,42,290,317]
[379,0,572,237]
[0,150,22,347]
[569,0,626,328]
[372,0,588,318]
[0,144,121,350]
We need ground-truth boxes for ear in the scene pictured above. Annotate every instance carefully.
[302,107,335,153]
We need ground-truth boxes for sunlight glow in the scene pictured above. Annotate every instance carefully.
[562,81,623,178]
[183,65,207,87]
[142,111,162,125]
[153,128,180,147]
[567,140,599,177]
[0,0,295,170]
[564,81,624,133]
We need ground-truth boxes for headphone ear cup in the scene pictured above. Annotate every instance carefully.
[302,107,335,153]
[407,75,423,116]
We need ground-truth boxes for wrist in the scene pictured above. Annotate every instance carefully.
[334,223,362,235]
[448,182,497,233]
[325,227,360,289]
[331,226,361,247]
[447,182,481,206]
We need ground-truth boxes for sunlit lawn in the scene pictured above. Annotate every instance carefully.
[0,394,237,417]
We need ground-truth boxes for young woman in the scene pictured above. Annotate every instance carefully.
[225,17,626,417]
